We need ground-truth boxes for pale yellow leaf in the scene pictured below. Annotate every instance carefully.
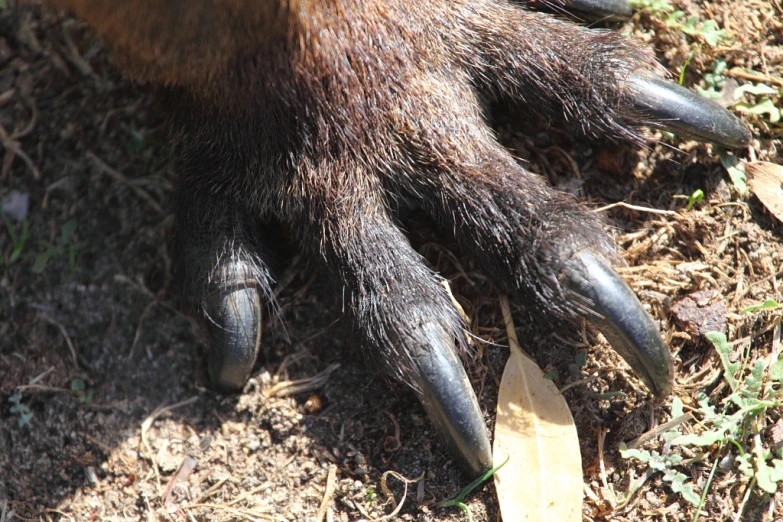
[748,161,783,222]
[494,297,582,522]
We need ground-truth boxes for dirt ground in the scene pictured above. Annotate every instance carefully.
[1,1,782,521]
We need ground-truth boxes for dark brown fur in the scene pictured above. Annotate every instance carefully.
[35,0,659,384]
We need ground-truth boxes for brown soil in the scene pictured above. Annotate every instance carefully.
[1,1,782,521]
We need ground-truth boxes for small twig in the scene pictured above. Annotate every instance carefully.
[0,88,14,106]
[597,428,612,505]
[545,145,582,179]
[732,477,755,522]
[593,201,678,216]
[559,369,618,393]
[225,484,270,507]
[28,367,56,386]
[87,151,164,214]
[383,411,402,453]
[41,313,79,369]
[283,320,340,358]
[143,493,154,522]
[267,363,340,397]
[0,122,41,180]
[7,98,38,141]
[114,274,194,323]
[768,319,781,378]
[613,468,656,512]
[192,477,230,504]
[180,503,280,521]
[140,397,199,488]
[725,68,783,88]
[423,244,475,287]
[62,22,94,76]
[81,432,114,454]
[274,350,313,380]
[141,397,199,455]
[625,413,694,449]
[127,300,158,362]
[14,384,70,394]
[315,464,337,522]
[162,457,198,505]
[356,470,424,522]
[100,100,142,133]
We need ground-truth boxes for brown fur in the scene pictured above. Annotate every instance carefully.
[33,0,658,384]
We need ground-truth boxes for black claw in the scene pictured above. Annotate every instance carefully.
[527,0,632,20]
[628,74,752,149]
[408,323,493,477]
[206,284,262,391]
[563,252,674,396]
[562,0,632,20]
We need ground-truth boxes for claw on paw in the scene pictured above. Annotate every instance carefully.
[206,284,263,391]
[627,74,752,149]
[406,322,493,477]
[562,252,674,396]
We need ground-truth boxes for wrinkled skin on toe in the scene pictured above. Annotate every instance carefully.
[42,0,750,478]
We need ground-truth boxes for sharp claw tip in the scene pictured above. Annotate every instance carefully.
[209,362,250,392]
[407,322,492,478]
[628,75,753,149]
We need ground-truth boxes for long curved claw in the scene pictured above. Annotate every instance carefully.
[562,252,674,396]
[407,323,493,477]
[527,0,632,20]
[206,283,262,391]
[627,74,752,149]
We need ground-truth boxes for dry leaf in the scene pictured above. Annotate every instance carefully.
[494,297,582,522]
[748,161,783,222]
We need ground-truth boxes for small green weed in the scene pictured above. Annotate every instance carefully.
[719,149,746,194]
[1,211,30,265]
[632,0,729,47]
[621,421,701,506]
[686,189,704,210]
[741,299,781,314]
[665,12,728,47]
[678,47,700,86]
[437,457,509,522]
[71,379,93,404]
[568,349,587,380]
[695,60,728,100]
[9,393,33,427]
[696,62,781,124]
[622,329,783,517]
[734,92,782,124]
[629,0,674,13]
[33,220,87,277]
[125,126,148,156]
[543,349,588,386]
